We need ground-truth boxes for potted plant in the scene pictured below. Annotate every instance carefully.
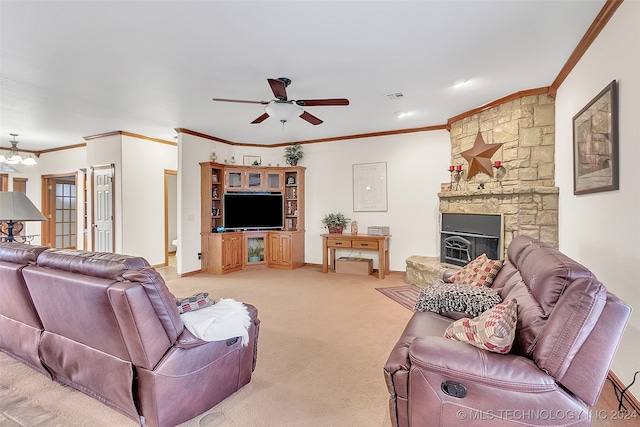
[284,143,304,166]
[321,212,351,234]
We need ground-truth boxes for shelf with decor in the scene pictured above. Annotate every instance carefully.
[284,168,304,232]
[200,162,225,234]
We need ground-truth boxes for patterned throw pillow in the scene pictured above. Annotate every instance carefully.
[444,299,518,354]
[414,282,502,317]
[450,254,503,287]
[449,254,487,284]
[472,258,504,287]
[176,292,214,314]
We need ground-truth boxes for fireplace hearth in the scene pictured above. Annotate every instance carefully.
[440,213,502,267]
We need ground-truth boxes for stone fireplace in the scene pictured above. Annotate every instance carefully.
[406,93,560,286]
[441,93,559,254]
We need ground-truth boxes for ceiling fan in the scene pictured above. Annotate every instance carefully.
[212,77,349,125]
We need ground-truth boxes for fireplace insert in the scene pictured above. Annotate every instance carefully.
[440,213,502,267]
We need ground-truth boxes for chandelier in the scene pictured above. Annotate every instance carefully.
[0,134,37,165]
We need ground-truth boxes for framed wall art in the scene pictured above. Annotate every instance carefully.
[243,155,262,166]
[573,80,618,195]
[353,162,387,212]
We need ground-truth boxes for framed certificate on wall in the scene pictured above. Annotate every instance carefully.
[353,162,387,212]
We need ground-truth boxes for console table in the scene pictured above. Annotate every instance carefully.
[321,233,391,279]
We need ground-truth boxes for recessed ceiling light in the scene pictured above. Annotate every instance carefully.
[449,79,469,89]
[394,111,410,119]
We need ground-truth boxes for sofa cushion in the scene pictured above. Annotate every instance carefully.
[450,254,503,287]
[37,248,149,281]
[121,268,183,343]
[444,299,517,354]
[414,282,502,317]
[0,242,47,264]
[491,236,607,360]
[176,292,214,313]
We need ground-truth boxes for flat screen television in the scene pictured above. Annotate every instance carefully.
[223,193,284,230]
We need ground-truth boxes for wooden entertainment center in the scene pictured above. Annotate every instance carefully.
[200,162,305,274]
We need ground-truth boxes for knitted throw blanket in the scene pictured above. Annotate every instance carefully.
[180,298,251,346]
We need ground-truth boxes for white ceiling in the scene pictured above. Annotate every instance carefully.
[0,0,606,152]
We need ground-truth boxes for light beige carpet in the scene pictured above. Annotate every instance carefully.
[1,265,414,427]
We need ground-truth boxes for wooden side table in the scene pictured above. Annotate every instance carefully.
[321,233,391,279]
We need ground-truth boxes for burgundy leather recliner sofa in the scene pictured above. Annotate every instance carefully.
[0,242,260,427]
[384,235,631,427]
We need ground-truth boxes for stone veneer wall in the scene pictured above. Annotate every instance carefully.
[440,94,559,249]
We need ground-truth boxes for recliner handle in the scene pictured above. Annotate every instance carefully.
[441,381,467,398]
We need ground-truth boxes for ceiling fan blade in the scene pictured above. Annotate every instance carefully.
[212,98,268,105]
[268,78,288,100]
[299,111,323,125]
[251,113,270,124]
[296,98,350,107]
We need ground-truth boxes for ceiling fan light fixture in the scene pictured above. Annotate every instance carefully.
[265,101,303,123]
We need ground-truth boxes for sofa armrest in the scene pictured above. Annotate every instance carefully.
[174,303,259,349]
[409,337,556,389]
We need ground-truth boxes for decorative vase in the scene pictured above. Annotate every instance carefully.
[328,225,344,234]
[351,221,358,235]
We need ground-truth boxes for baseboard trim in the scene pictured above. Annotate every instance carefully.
[608,370,640,413]
[179,269,201,278]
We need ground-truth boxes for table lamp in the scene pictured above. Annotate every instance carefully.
[0,192,47,242]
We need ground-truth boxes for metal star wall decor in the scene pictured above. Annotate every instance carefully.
[461,131,503,179]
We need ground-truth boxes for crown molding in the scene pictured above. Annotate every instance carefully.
[84,130,176,146]
[550,0,623,93]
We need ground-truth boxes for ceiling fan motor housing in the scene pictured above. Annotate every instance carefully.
[277,77,292,87]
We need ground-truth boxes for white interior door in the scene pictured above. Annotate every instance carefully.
[92,165,114,252]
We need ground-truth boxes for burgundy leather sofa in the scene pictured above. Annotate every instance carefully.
[384,235,631,427]
[0,242,260,427]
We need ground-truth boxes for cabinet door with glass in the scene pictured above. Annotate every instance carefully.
[244,169,264,191]
[244,231,266,266]
[265,170,284,192]
[224,168,245,191]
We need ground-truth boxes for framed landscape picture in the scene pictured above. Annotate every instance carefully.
[573,80,619,195]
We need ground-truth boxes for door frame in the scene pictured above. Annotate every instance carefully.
[164,169,177,266]
[41,172,78,248]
